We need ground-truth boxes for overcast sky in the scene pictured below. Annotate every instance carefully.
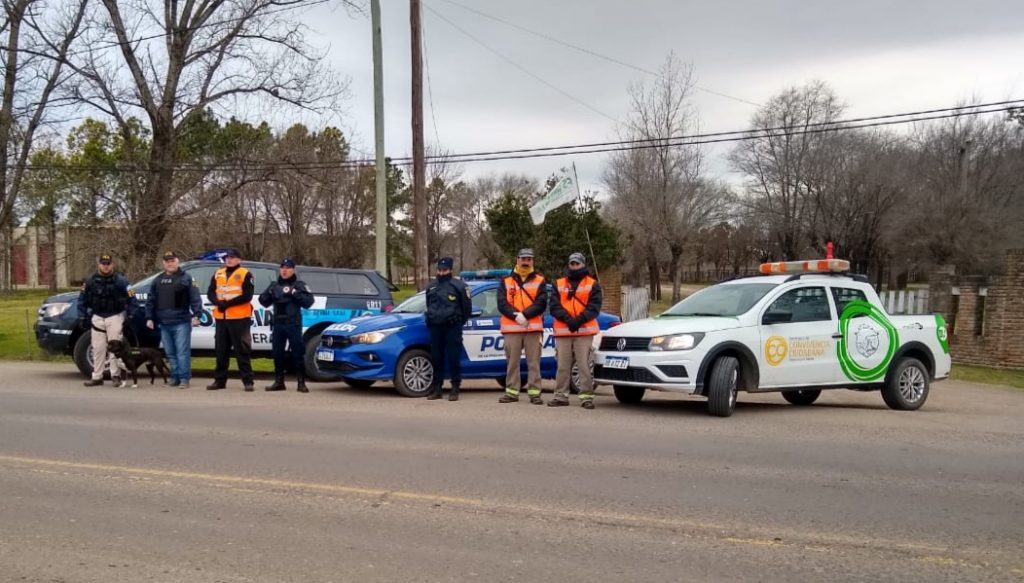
[300,0,1024,191]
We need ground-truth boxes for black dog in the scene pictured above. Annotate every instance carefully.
[106,340,170,388]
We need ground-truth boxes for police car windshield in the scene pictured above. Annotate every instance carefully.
[392,292,427,314]
[130,272,159,291]
[661,283,778,317]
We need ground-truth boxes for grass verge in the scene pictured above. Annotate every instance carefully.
[951,365,1024,389]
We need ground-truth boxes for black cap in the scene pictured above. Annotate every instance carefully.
[98,253,113,264]
[437,257,454,270]
[280,258,296,268]
[224,248,241,258]
[162,250,178,261]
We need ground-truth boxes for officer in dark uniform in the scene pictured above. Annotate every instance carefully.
[425,257,472,401]
[78,253,131,387]
[258,258,315,393]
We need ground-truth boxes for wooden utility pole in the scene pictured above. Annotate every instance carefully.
[371,0,387,277]
[410,0,428,289]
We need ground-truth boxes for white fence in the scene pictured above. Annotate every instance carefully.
[622,286,651,322]
[879,289,931,315]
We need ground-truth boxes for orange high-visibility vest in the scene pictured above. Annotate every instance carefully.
[500,274,545,333]
[553,275,599,337]
[212,266,253,320]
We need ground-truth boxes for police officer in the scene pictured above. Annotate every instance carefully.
[549,252,602,409]
[425,257,471,401]
[78,253,131,387]
[497,248,548,404]
[259,258,315,393]
[145,251,203,388]
[205,248,256,391]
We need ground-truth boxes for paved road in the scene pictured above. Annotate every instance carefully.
[0,361,1021,582]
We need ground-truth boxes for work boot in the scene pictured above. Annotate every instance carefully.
[297,376,309,394]
[206,381,226,390]
[529,395,544,405]
[498,394,519,403]
[265,377,286,392]
[448,386,460,402]
[243,384,255,392]
[547,398,569,407]
[581,400,595,410]
[426,390,442,400]
[83,379,103,387]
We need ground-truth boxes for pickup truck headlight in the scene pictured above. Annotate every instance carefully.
[351,327,404,344]
[649,332,705,351]
[39,302,71,319]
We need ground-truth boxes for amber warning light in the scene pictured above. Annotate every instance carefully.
[759,259,851,275]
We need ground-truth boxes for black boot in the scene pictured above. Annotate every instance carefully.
[297,374,309,394]
[426,385,443,400]
[265,376,286,392]
[448,384,460,401]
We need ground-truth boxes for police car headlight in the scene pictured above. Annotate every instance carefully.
[352,327,404,344]
[40,302,71,319]
[649,333,704,351]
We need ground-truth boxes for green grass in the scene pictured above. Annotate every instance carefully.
[0,289,74,361]
[951,365,1024,389]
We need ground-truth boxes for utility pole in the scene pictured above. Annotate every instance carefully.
[410,0,428,290]
[371,0,387,277]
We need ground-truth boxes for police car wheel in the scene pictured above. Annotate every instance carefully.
[782,389,821,406]
[303,334,332,383]
[882,357,930,411]
[569,362,585,395]
[613,385,645,404]
[395,349,434,398]
[343,378,376,389]
[707,356,740,417]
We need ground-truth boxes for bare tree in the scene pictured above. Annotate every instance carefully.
[729,81,845,260]
[67,0,355,276]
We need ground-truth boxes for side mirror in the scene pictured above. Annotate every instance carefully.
[762,310,793,325]
[471,306,483,318]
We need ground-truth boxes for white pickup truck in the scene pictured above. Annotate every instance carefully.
[594,260,951,417]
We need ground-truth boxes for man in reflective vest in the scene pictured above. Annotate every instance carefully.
[205,248,256,391]
[548,252,603,409]
[497,248,547,404]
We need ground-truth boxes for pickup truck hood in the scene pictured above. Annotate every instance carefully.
[323,312,422,335]
[604,315,742,337]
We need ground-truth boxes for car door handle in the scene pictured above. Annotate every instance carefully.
[831,333,843,339]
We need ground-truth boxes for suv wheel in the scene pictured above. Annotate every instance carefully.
[73,333,94,378]
[613,385,645,404]
[394,349,434,397]
[707,356,740,417]
[782,389,821,406]
[882,357,930,411]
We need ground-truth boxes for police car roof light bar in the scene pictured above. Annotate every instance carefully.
[759,259,851,275]
[459,269,512,280]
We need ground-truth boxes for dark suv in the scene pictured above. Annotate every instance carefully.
[35,260,396,381]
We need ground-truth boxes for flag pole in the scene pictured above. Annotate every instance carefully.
[571,162,599,279]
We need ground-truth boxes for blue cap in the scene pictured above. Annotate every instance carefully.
[437,257,454,270]
[280,258,296,268]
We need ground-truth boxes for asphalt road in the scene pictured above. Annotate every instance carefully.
[0,361,1021,582]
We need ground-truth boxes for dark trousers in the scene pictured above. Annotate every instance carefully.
[214,318,253,385]
[272,322,305,379]
[429,324,463,392]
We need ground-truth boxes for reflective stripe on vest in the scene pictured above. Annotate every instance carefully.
[552,275,599,337]
[213,267,253,320]
[500,274,545,333]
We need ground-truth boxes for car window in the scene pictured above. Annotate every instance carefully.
[301,272,340,294]
[472,288,499,317]
[831,287,868,316]
[392,292,426,314]
[249,267,277,294]
[766,287,832,322]
[338,273,380,296]
[184,266,219,292]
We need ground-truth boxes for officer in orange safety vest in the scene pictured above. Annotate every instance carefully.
[205,248,256,392]
[548,252,603,409]
[497,248,548,404]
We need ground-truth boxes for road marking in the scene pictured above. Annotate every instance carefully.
[0,453,1017,573]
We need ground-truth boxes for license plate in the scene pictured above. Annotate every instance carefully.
[605,356,629,370]
[317,350,334,362]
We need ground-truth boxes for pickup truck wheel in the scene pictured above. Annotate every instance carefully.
[707,356,740,417]
[882,357,929,411]
[394,349,434,397]
[303,334,334,382]
[73,333,94,378]
[613,385,645,404]
[343,378,376,389]
[782,389,821,406]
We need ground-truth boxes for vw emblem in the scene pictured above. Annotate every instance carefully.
[616,338,627,351]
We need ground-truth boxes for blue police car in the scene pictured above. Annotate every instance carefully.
[315,270,621,397]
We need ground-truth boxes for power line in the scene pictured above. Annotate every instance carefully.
[423,2,618,123]
[421,8,443,147]
[14,101,1019,173]
[435,0,760,107]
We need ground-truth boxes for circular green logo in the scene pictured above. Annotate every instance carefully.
[837,300,899,382]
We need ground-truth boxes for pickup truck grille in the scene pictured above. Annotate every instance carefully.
[599,337,651,351]
[594,365,660,384]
